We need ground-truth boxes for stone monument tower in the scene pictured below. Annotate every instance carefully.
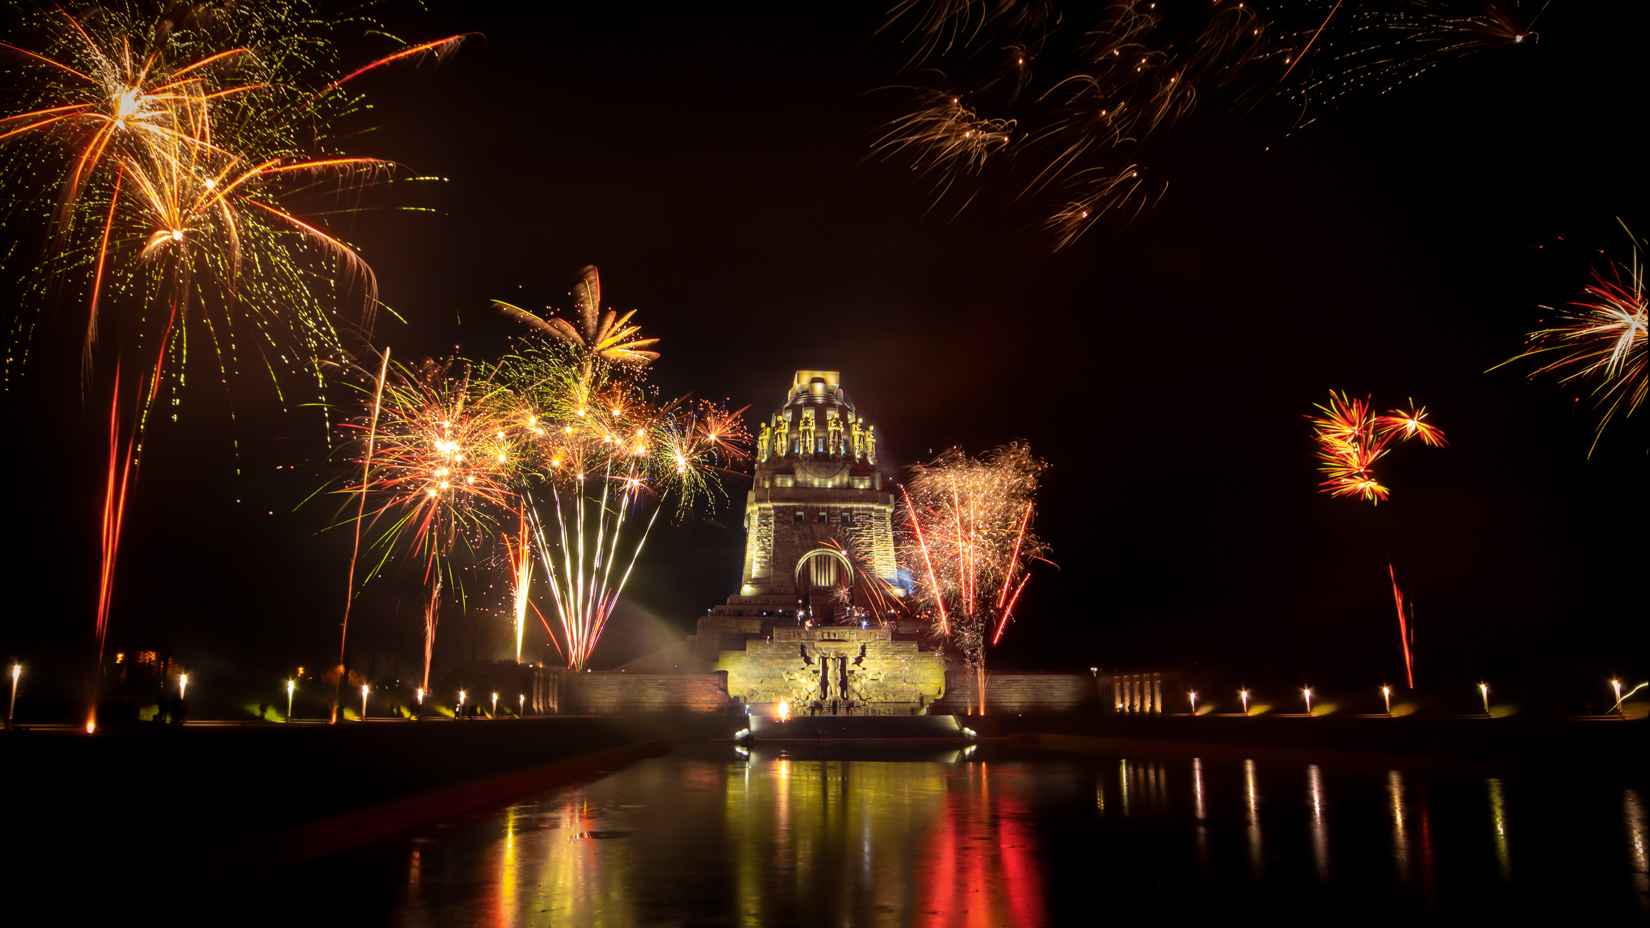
[684,371,944,714]
[738,370,899,616]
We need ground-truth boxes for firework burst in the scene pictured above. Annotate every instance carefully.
[333,356,526,690]
[899,442,1047,714]
[875,0,1267,244]
[1309,391,1445,503]
[1267,0,1544,128]
[874,1,1536,246]
[1,1,470,729]
[1499,244,1648,453]
[495,282,746,670]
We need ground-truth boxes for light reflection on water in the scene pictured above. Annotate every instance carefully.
[1488,777,1511,881]
[1245,757,1263,882]
[1388,770,1407,884]
[1307,763,1329,882]
[313,745,1650,925]
[1627,788,1648,917]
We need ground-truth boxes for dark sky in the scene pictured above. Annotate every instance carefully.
[3,1,1644,708]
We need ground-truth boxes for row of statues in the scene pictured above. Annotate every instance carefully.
[757,410,877,463]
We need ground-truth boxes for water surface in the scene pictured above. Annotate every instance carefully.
[266,743,1650,925]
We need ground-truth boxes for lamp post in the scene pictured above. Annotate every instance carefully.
[1239,689,1249,717]
[361,683,370,721]
[285,679,295,721]
[1303,687,1313,716]
[1382,685,1392,717]
[1479,683,1490,717]
[8,663,20,728]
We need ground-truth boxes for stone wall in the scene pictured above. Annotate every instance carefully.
[551,671,732,715]
[932,671,1100,714]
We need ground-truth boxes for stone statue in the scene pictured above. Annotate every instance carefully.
[757,423,771,462]
[774,416,788,457]
[799,410,815,456]
[866,425,877,464]
[851,418,864,460]
[827,412,843,456]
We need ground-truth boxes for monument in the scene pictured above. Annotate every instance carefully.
[685,371,946,714]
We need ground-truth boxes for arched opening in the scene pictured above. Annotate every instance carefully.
[794,548,855,623]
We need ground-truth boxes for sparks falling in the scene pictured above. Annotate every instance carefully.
[1500,242,1648,453]
[334,356,526,691]
[0,1,470,730]
[899,442,1047,714]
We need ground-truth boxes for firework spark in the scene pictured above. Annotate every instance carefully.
[1309,391,1445,503]
[899,442,1047,714]
[1498,245,1648,453]
[876,0,1266,243]
[874,1,1535,246]
[494,265,661,383]
[334,357,525,690]
[1267,0,1544,128]
[1,2,470,729]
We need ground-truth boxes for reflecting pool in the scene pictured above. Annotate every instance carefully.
[265,744,1650,925]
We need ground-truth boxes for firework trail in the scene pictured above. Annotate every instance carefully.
[873,0,1540,246]
[1308,391,1445,503]
[1388,560,1417,688]
[1495,239,1647,453]
[502,507,534,664]
[332,347,389,722]
[0,2,470,729]
[899,442,1046,714]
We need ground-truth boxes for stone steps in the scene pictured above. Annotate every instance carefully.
[750,714,968,741]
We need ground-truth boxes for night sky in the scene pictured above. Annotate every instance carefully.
[3,1,1644,711]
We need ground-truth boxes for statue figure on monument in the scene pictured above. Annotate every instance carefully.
[799,410,816,457]
[827,411,843,456]
[757,423,771,463]
[866,425,877,464]
[774,416,789,457]
[852,417,864,460]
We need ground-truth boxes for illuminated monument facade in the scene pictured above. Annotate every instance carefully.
[739,370,897,608]
[689,371,946,713]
